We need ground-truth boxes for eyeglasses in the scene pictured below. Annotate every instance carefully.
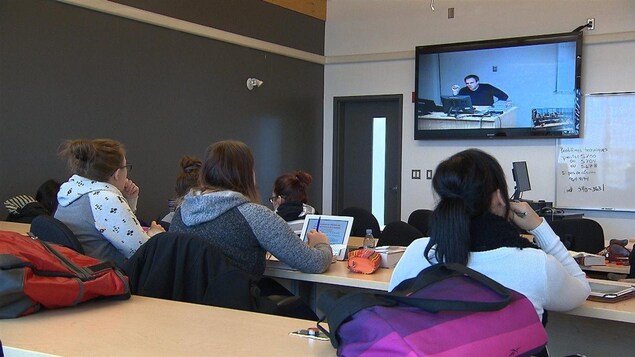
[111,163,133,177]
[268,195,284,203]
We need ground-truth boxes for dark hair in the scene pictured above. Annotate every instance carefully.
[35,179,61,214]
[58,139,125,182]
[175,156,202,197]
[464,74,480,82]
[273,171,312,203]
[199,140,260,203]
[425,149,510,265]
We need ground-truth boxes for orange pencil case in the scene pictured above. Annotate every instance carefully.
[347,249,382,274]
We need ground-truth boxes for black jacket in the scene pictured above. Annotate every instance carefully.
[123,232,258,311]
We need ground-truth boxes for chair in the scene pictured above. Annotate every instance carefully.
[548,218,605,254]
[30,215,85,254]
[124,232,315,319]
[340,207,381,238]
[378,221,423,247]
[407,209,433,236]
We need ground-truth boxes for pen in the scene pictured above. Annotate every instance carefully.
[315,217,321,232]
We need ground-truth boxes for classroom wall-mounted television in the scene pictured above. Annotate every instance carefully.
[415,31,582,140]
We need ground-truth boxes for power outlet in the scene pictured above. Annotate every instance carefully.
[587,18,595,30]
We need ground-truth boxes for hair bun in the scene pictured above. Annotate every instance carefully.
[295,171,312,185]
[180,156,202,173]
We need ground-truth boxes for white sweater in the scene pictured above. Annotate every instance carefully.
[389,219,591,319]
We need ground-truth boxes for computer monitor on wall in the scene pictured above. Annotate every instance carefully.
[512,161,531,200]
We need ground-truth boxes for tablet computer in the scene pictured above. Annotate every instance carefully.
[589,280,635,299]
[299,214,354,261]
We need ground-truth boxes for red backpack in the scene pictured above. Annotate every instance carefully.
[0,230,130,318]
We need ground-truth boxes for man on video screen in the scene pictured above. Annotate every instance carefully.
[459,74,508,106]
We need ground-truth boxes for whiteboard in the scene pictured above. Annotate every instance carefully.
[556,93,635,211]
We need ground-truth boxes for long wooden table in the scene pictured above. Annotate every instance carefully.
[0,222,334,356]
[0,221,30,234]
[3,221,634,355]
[0,296,334,356]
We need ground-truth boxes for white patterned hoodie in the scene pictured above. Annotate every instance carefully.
[55,174,148,268]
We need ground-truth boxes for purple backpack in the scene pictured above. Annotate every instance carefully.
[317,263,548,357]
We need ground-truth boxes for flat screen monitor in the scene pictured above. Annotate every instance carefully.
[415,31,582,140]
[512,161,531,200]
[441,95,474,115]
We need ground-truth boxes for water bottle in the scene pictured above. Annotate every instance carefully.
[363,229,375,249]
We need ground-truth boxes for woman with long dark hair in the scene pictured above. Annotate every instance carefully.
[390,149,590,320]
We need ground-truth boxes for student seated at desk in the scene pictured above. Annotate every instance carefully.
[270,170,317,234]
[389,149,590,320]
[55,139,165,268]
[169,140,332,277]
[160,155,202,225]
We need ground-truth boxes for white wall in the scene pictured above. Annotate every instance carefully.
[323,0,635,239]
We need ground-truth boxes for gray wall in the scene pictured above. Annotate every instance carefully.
[0,0,325,222]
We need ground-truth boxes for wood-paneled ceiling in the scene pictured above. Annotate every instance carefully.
[264,0,326,21]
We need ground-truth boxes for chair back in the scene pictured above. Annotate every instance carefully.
[339,206,381,238]
[407,209,433,236]
[30,215,85,254]
[378,221,423,247]
[548,218,605,254]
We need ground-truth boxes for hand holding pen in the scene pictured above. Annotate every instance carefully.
[307,217,329,248]
[509,200,542,231]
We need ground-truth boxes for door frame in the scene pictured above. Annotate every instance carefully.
[332,94,403,220]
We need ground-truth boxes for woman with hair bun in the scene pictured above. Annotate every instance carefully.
[55,138,164,268]
[270,171,317,233]
[161,155,202,224]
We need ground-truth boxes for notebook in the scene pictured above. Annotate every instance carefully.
[299,214,354,261]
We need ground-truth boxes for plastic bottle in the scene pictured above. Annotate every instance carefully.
[363,229,375,249]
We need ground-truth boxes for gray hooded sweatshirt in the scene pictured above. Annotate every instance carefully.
[169,190,332,276]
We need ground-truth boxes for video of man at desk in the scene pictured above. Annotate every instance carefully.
[416,41,580,133]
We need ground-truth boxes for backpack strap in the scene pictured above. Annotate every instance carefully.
[388,263,512,312]
[28,233,117,281]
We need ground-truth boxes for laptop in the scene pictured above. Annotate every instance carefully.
[417,99,444,115]
[299,214,354,261]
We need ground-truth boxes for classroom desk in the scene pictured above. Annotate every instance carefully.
[416,106,517,130]
[0,296,334,356]
[266,260,390,292]
[0,221,30,235]
[265,261,635,356]
[547,280,635,356]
